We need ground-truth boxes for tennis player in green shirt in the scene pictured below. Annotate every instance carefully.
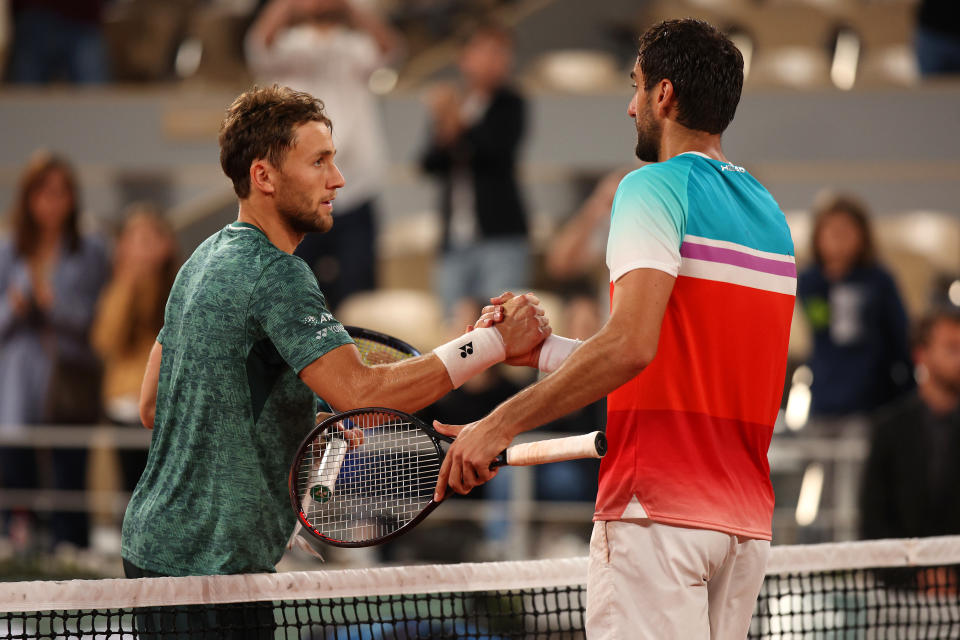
[120,85,549,585]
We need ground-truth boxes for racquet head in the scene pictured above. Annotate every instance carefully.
[289,407,607,547]
[288,327,420,556]
[289,407,449,547]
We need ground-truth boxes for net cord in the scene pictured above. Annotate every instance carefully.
[3,535,960,613]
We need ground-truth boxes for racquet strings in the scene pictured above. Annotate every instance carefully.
[352,335,418,365]
[295,410,442,544]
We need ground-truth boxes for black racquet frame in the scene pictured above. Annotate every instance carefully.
[289,407,607,548]
[344,325,421,360]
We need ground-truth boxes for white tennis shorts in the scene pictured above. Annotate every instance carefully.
[586,519,770,640]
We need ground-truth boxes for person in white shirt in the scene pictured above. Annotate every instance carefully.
[246,0,402,311]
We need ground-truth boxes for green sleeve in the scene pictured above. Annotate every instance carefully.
[249,255,354,373]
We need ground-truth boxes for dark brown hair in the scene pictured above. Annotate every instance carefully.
[913,307,960,350]
[218,85,332,199]
[637,19,743,135]
[10,152,81,257]
[810,192,876,269]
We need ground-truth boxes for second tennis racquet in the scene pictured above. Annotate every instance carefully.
[289,407,606,547]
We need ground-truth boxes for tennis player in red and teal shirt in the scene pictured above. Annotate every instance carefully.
[434,19,795,640]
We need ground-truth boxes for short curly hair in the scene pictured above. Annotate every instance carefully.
[219,85,332,199]
[637,19,744,135]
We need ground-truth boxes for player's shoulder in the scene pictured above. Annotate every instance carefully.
[253,252,321,304]
[613,160,693,221]
[618,157,694,196]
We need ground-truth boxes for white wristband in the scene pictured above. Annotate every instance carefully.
[433,326,506,388]
[538,334,582,373]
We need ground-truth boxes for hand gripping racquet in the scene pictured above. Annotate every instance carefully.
[289,407,607,547]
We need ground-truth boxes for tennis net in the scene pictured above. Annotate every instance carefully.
[1,535,958,639]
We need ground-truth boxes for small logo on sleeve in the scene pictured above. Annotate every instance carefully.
[459,342,474,358]
[721,163,746,173]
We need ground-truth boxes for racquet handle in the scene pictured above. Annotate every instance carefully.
[492,431,607,468]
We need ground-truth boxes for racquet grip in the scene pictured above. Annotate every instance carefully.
[499,431,606,467]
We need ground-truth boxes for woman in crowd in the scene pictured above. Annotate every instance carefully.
[92,204,177,490]
[0,152,109,551]
[798,192,914,419]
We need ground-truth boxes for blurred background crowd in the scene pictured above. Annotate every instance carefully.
[0,0,958,578]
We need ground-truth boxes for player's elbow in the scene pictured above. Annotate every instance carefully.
[618,339,657,376]
[139,399,155,430]
[322,374,382,412]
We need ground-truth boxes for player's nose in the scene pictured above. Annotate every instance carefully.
[329,163,345,189]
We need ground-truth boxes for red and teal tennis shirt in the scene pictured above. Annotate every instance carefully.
[599,152,795,540]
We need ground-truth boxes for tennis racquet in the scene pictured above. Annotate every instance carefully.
[289,407,607,547]
[344,325,421,365]
[286,326,420,557]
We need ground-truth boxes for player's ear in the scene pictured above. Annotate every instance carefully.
[249,158,277,196]
[655,78,675,118]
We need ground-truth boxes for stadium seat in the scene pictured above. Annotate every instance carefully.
[336,289,445,352]
[523,50,623,93]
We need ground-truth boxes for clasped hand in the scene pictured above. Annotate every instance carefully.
[432,292,551,500]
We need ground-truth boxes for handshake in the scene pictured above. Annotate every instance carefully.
[432,292,580,389]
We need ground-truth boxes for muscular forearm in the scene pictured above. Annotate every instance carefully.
[487,325,648,439]
[347,355,453,413]
[305,350,455,414]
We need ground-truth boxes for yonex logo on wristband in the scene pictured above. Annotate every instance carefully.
[434,327,504,387]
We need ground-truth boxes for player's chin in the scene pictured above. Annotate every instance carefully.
[314,209,334,232]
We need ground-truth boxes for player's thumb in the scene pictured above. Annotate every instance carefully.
[433,421,464,438]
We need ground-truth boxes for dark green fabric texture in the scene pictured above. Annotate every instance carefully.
[121,222,353,575]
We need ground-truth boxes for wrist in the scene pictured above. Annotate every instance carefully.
[487,406,517,441]
[538,334,582,373]
[433,326,506,388]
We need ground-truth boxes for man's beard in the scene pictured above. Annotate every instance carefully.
[634,100,661,163]
[276,185,332,234]
[279,203,331,234]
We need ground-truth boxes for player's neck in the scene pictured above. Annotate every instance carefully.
[660,123,727,163]
[236,201,305,254]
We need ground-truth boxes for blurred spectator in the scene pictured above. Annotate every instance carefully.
[420,20,529,316]
[6,0,110,84]
[860,308,960,539]
[545,169,623,287]
[91,204,177,490]
[246,0,402,312]
[797,193,914,419]
[0,152,109,551]
[915,0,960,76]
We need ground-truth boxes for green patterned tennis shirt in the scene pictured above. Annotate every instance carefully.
[121,222,353,575]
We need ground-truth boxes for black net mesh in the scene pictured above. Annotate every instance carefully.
[750,564,960,639]
[2,557,959,639]
[0,586,587,639]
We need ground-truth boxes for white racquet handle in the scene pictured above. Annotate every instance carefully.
[504,431,606,466]
[308,437,349,503]
[287,436,350,556]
